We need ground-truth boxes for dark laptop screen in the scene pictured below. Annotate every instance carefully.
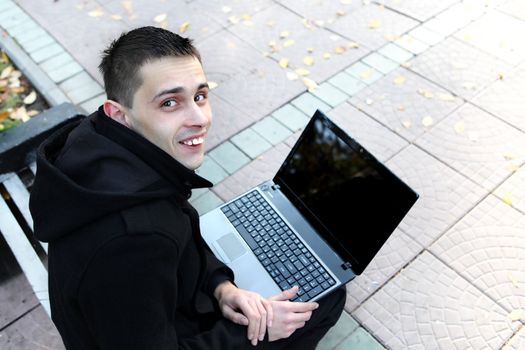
[274,111,418,275]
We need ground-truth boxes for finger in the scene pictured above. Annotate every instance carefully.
[222,305,249,326]
[240,299,260,345]
[286,300,319,313]
[287,310,313,324]
[263,299,274,328]
[269,285,299,301]
[255,299,267,341]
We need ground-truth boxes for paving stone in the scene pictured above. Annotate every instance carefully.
[64,80,104,105]
[231,128,272,159]
[422,1,487,37]
[0,306,65,350]
[345,61,383,85]
[327,3,418,51]
[79,93,106,114]
[39,51,74,73]
[455,11,525,65]
[0,0,16,12]
[290,92,331,117]
[409,37,512,100]
[20,33,55,54]
[502,326,525,350]
[328,72,367,97]
[0,272,39,330]
[350,67,464,142]
[276,0,363,24]
[252,116,293,146]
[310,82,348,107]
[408,25,445,46]
[29,42,64,63]
[47,61,83,83]
[362,53,398,75]
[328,102,408,162]
[14,27,46,46]
[191,0,274,28]
[8,20,39,38]
[213,143,291,201]
[377,43,414,64]
[385,145,487,247]
[334,327,385,350]
[190,190,223,215]
[394,34,429,55]
[58,71,94,94]
[494,165,525,215]
[190,188,209,202]
[345,229,422,312]
[269,28,369,83]
[472,63,525,132]
[317,312,360,350]
[208,141,250,174]
[375,0,458,21]
[354,251,520,350]
[195,156,229,185]
[499,0,525,21]
[431,195,525,314]
[272,103,310,132]
[206,94,250,150]
[0,8,30,30]
[415,103,525,191]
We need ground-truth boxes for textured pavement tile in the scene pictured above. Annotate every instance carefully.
[208,141,250,174]
[334,327,385,350]
[499,0,525,21]
[195,156,228,185]
[79,93,106,114]
[0,9,30,30]
[29,43,64,64]
[14,27,46,46]
[377,43,413,64]
[58,71,94,93]
[228,3,312,54]
[328,102,408,162]
[328,72,367,97]
[422,0,487,36]
[350,67,464,142]
[345,61,383,85]
[0,306,65,350]
[206,94,251,150]
[276,0,363,24]
[191,190,223,215]
[290,92,331,117]
[252,116,293,146]
[455,11,525,65]
[213,143,291,201]
[502,326,525,350]
[385,145,487,247]
[270,28,369,83]
[472,62,525,132]
[408,25,445,46]
[8,20,39,38]
[196,28,269,84]
[310,82,348,107]
[191,0,274,28]
[494,166,525,215]
[327,3,419,51]
[64,80,104,105]
[345,229,422,312]
[415,103,525,191]
[272,104,310,132]
[20,33,55,54]
[0,274,39,330]
[375,0,459,22]
[362,53,398,75]
[354,251,520,350]
[39,52,74,73]
[317,311,359,350]
[409,37,512,100]
[231,128,273,159]
[431,195,525,314]
[47,61,83,83]
[394,34,429,55]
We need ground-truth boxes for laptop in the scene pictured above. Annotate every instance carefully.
[200,110,418,302]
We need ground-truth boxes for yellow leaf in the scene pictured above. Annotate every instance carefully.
[422,116,434,127]
[323,52,331,60]
[334,46,347,54]
[228,16,240,24]
[295,68,310,76]
[498,73,504,80]
[336,9,347,17]
[283,39,295,48]
[88,8,105,17]
[348,41,360,49]
[0,111,9,121]
[368,19,381,29]
[303,78,318,92]
[208,81,218,90]
[307,47,314,53]
[241,14,252,21]
[159,20,168,29]
[365,98,373,105]
[393,76,406,86]
[402,120,412,129]
[280,31,290,39]
[417,88,434,99]
[222,6,232,13]
[279,58,289,68]
[510,309,522,321]
[268,40,277,48]
[154,13,167,23]
[454,121,465,134]
[508,273,519,288]
[27,110,39,117]
[501,193,513,206]
[437,92,455,101]
[121,1,133,14]
[0,124,4,131]
[286,72,299,81]
[11,107,29,122]
[0,65,13,79]
[303,56,315,66]
[227,41,236,49]
[179,21,190,33]
[111,14,122,20]
[23,91,37,105]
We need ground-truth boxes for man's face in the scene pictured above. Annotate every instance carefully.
[122,56,211,170]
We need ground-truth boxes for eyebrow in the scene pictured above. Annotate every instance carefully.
[151,82,209,102]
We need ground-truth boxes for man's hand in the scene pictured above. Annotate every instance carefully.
[267,286,319,342]
[214,281,273,346]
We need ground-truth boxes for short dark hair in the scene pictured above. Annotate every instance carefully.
[99,26,201,108]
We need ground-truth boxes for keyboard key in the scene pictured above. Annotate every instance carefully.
[276,262,290,278]
[284,262,297,274]
[307,286,323,299]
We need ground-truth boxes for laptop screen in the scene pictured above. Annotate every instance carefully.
[274,110,418,275]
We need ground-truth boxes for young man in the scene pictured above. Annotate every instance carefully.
[30,26,345,349]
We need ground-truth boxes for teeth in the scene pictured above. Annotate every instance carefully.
[182,137,203,146]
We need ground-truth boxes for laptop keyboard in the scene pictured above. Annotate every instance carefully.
[221,190,336,301]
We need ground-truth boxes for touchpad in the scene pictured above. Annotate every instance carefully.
[216,233,247,262]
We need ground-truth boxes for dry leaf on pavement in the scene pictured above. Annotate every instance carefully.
[279,58,289,69]
[295,68,310,76]
[402,120,412,129]
[0,65,13,79]
[180,21,190,33]
[421,115,433,127]
[393,76,406,86]
[286,72,298,81]
[454,121,465,134]
[0,111,9,121]
[303,56,315,66]
[283,39,295,48]
[368,19,381,29]
[208,81,218,90]
[23,91,37,105]
[154,13,167,23]
[323,53,331,60]
[334,46,346,54]
[88,8,105,17]
[501,193,513,206]
[280,31,290,39]
[509,309,522,321]
[303,78,318,92]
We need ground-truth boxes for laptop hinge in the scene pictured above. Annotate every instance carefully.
[271,184,280,191]
[341,262,352,270]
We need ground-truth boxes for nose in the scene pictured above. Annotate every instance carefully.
[187,100,210,129]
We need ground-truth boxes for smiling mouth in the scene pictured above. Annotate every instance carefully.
[180,136,204,146]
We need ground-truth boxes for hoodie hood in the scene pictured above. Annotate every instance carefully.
[30,108,212,242]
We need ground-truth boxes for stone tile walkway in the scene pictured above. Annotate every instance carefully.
[1,0,525,349]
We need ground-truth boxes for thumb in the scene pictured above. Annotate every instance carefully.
[269,285,299,301]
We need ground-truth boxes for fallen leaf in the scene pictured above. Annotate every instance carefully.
[510,309,522,321]
[330,34,340,41]
[159,20,168,29]
[9,77,20,88]
[508,163,519,172]
[88,8,105,17]
[417,88,434,99]
[0,65,13,79]
[222,6,232,13]
[302,18,314,30]
[348,41,360,49]
[422,115,434,127]
[279,58,289,68]
[454,121,465,134]
[179,21,190,33]
[397,105,405,111]
[208,81,218,89]
[11,107,29,122]
[501,193,513,206]
[111,14,122,20]
[401,62,411,68]
[336,9,347,16]
[303,77,318,92]
[121,1,133,14]
[154,13,167,23]
[280,31,290,39]
[437,92,455,101]
[323,52,331,60]
[467,131,478,142]
[307,47,314,53]
[393,76,406,86]
[303,56,315,66]
[267,20,276,27]
[23,91,37,105]
[286,72,299,81]
[402,120,412,129]
[365,98,373,105]
[334,46,347,54]
[11,70,21,79]
[498,73,504,80]
[241,14,252,21]
[295,68,310,76]
[283,39,295,48]
[228,16,240,24]
[0,111,9,121]
[27,110,39,117]
[227,41,236,49]
[368,19,381,29]
[508,273,519,288]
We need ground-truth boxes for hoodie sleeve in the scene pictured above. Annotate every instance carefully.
[77,233,261,350]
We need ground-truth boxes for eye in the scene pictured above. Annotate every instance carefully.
[162,99,177,108]
[195,93,207,103]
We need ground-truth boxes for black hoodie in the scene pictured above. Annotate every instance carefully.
[29,108,255,349]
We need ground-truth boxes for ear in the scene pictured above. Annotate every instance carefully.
[103,100,131,128]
